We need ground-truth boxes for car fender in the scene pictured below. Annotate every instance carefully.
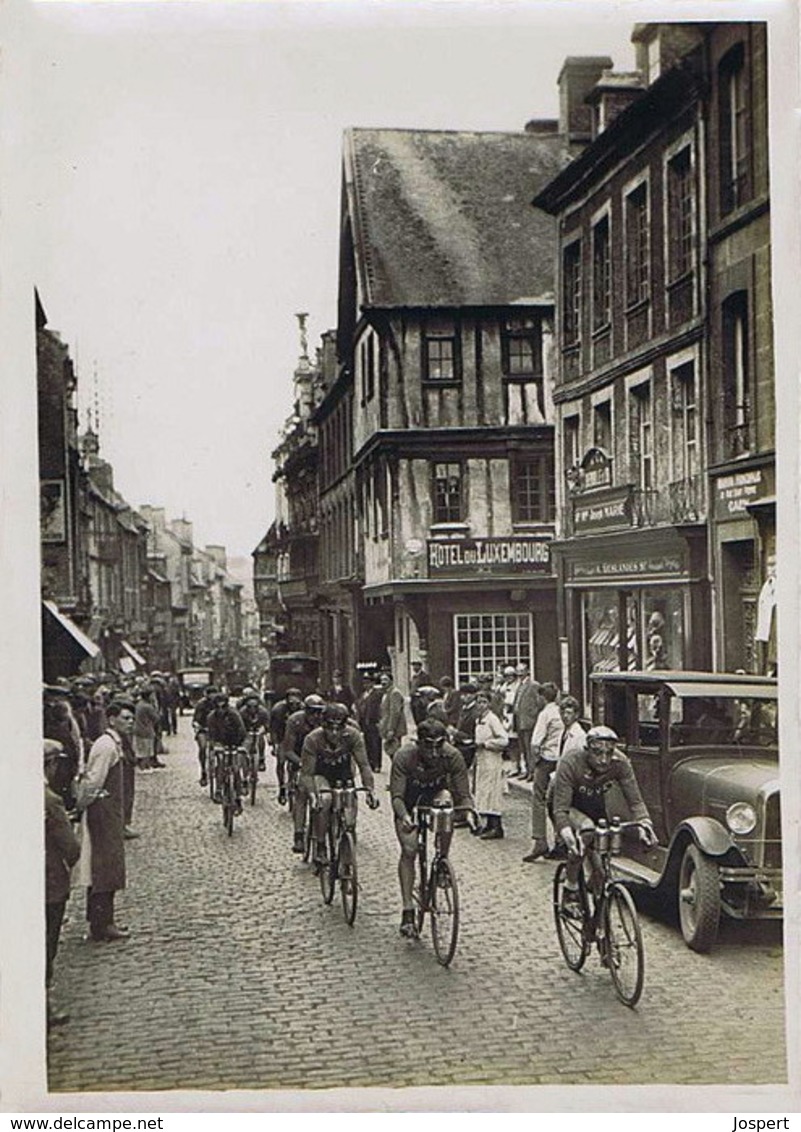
[670,816,734,859]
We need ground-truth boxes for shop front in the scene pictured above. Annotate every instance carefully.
[557,527,710,713]
[709,458,776,674]
[362,534,558,694]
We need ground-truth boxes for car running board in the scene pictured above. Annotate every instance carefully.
[611,857,663,888]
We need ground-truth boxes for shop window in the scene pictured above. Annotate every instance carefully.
[454,612,532,687]
[625,182,650,307]
[722,291,751,457]
[592,216,611,331]
[585,594,622,677]
[719,43,751,215]
[432,462,463,524]
[667,147,694,281]
[511,455,555,524]
[562,241,582,346]
[423,319,460,383]
[640,590,684,670]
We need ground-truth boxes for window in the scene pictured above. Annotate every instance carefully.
[424,319,459,382]
[629,382,654,490]
[671,362,698,480]
[503,316,542,377]
[512,456,555,523]
[454,612,532,687]
[432,462,463,523]
[625,183,650,307]
[592,216,611,330]
[593,399,612,452]
[667,147,694,281]
[719,44,750,214]
[722,291,750,456]
[562,241,581,345]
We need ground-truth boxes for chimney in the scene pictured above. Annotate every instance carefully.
[558,56,613,144]
[586,71,646,136]
[171,517,194,546]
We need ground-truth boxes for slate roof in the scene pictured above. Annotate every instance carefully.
[345,128,572,309]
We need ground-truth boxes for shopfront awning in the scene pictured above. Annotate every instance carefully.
[42,601,101,658]
[120,638,146,667]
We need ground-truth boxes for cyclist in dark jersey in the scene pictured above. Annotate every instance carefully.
[300,703,378,868]
[390,719,477,937]
[283,695,326,851]
[551,724,656,905]
[192,685,218,788]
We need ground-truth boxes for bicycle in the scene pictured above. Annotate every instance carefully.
[552,817,646,1007]
[314,785,373,926]
[243,729,261,806]
[218,745,245,836]
[206,738,219,802]
[410,804,461,966]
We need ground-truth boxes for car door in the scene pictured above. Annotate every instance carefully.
[620,683,667,843]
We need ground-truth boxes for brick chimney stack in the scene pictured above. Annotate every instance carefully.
[557,56,613,145]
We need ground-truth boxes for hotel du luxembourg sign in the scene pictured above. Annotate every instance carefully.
[427,535,552,578]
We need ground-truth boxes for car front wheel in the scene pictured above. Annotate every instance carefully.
[678,843,721,952]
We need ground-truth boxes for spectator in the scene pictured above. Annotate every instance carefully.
[133,686,162,772]
[473,690,510,840]
[378,671,407,760]
[76,699,135,943]
[84,688,109,745]
[355,673,384,773]
[513,665,544,780]
[439,675,461,728]
[326,670,355,714]
[409,659,432,725]
[522,682,565,862]
[44,739,80,1027]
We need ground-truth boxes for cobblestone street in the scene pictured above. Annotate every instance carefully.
[47,719,787,1094]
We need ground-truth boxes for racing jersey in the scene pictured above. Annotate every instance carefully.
[240,701,271,732]
[207,706,247,748]
[299,725,374,790]
[192,696,215,731]
[389,740,474,820]
[551,745,651,832]
[281,709,319,763]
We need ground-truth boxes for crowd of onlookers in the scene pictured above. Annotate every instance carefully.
[42,670,181,1028]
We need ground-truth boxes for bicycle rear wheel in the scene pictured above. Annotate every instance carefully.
[604,882,644,1007]
[208,753,217,801]
[338,831,358,926]
[303,797,313,863]
[319,827,336,904]
[249,761,258,807]
[429,857,459,966]
[553,862,590,972]
[222,775,235,836]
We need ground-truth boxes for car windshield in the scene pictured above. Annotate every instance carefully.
[668,694,778,748]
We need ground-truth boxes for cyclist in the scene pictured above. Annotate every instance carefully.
[300,702,379,870]
[551,724,657,908]
[207,692,247,811]
[283,694,327,850]
[239,689,271,772]
[192,685,218,788]
[390,718,478,938]
[270,687,304,805]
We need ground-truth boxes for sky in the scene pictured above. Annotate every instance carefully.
[24,1,642,558]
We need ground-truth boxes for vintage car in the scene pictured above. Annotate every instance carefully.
[589,670,781,952]
[262,653,320,706]
[177,666,216,711]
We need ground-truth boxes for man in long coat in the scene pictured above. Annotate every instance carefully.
[77,699,135,943]
[378,671,407,760]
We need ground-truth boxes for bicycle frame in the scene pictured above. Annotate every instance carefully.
[411,805,460,966]
[314,785,369,924]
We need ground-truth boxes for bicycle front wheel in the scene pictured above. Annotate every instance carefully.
[553,862,590,972]
[604,882,645,1008]
[223,776,235,837]
[338,831,358,926]
[303,797,314,863]
[429,857,459,966]
[319,827,336,904]
[249,763,258,807]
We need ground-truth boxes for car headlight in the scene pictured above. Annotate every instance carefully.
[726,801,758,835]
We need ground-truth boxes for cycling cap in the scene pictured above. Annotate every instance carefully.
[303,694,326,711]
[417,719,448,744]
[322,702,349,725]
[586,725,618,744]
[286,687,303,699]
